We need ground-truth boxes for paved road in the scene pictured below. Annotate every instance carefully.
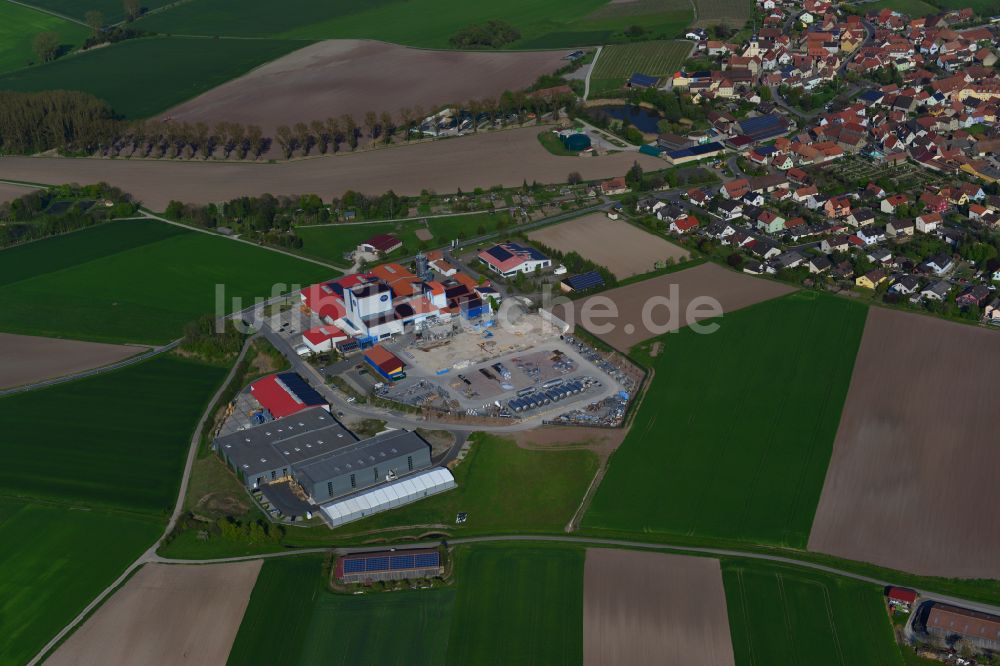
[583,45,603,101]
[146,534,1000,619]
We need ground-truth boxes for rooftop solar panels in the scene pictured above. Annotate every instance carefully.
[276,372,325,407]
[562,271,605,292]
[341,550,440,574]
[489,246,513,262]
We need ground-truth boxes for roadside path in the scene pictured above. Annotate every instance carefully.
[583,45,603,101]
[26,335,257,666]
[5,0,88,26]
[148,534,1000,618]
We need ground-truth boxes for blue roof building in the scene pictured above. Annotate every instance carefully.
[561,271,606,293]
[735,115,790,142]
[628,72,660,88]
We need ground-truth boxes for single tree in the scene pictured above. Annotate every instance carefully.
[398,107,413,141]
[379,111,393,144]
[85,11,103,38]
[33,32,61,62]
[567,171,582,185]
[363,110,377,141]
[123,0,141,21]
[324,117,341,152]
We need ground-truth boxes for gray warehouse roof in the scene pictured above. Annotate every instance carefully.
[293,429,430,489]
[215,407,357,478]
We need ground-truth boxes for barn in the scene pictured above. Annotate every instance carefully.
[337,548,444,584]
[561,271,606,293]
[359,233,403,255]
[250,372,327,418]
[925,603,1000,651]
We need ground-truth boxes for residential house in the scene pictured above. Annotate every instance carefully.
[925,253,954,276]
[856,269,887,289]
[601,177,630,195]
[670,215,700,234]
[921,279,952,301]
[915,212,943,233]
[919,191,949,213]
[887,218,916,236]
[717,199,744,220]
[723,178,751,199]
[824,196,852,219]
[757,210,786,233]
[881,194,908,214]
[985,297,1000,325]
[890,274,921,295]
[847,208,875,227]
[957,285,991,309]
[808,256,832,274]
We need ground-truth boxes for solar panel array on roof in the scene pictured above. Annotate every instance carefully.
[276,372,325,407]
[737,114,788,140]
[563,271,605,291]
[490,246,513,262]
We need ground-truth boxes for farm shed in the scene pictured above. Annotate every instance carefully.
[561,271,606,293]
[925,604,1000,651]
[250,372,327,418]
[735,114,790,142]
[359,233,403,255]
[628,73,660,89]
[664,141,725,166]
[337,548,443,584]
[321,466,456,528]
[364,345,405,381]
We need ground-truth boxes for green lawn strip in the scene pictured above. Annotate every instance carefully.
[537,130,579,156]
[0,2,89,76]
[295,211,505,266]
[300,586,455,665]
[851,0,938,15]
[722,558,904,666]
[446,544,583,665]
[0,36,307,118]
[583,292,868,548]
[0,218,330,344]
[0,354,228,514]
[0,497,163,666]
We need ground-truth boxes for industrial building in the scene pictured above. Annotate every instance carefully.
[478,242,551,277]
[300,263,490,351]
[364,345,405,381]
[337,549,444,584]
[214,406,434,504]
[321,467,456,527]
[250,372,327,419]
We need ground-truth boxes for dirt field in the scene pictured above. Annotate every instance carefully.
[0,181,37,204]
[0,333,147,390]
[48,561,262,666]
[583,548,735,666]
[551,262,795,350]
[528,212,687,278]
[0,129,664,211]
[163,40,567,134]
[808,308,1000,579]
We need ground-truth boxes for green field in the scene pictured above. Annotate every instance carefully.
[0,218,330,344]
[296,211,507,266]
[135,0,691,48]
[447,545,583,665]
[230,555,455,666]
[325,434,598,538]
[589,40,691,97]
[18,0,177,23]
[0,36,305,118]
[723,559,904,666]
[0,2,89,75]
[0,354,227,513]
[583,292,868,548]
[0,498,163,666]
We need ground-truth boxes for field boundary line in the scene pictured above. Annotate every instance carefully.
[3,0,88,26]
[776,573,798,665]
[820,582,847,666]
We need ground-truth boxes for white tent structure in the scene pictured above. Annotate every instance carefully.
[320,467,456,528]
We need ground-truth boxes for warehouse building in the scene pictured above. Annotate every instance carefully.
[337,549,444,584]
[321,467,456,527]
[250,372,327,419]
[214,406,433,504]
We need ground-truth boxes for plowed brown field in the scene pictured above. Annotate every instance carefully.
[808,307,1000,579]
[47,561,261,666]
[551,262,794,350]
[583,548,735,666]
[163,40,567,134]
[0,129,663,211]
[0,333,146,390]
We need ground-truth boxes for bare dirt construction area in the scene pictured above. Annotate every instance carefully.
[0,332,147,390]
[808,308,1000,579]
[163,40,567,134]
[528,212,688,278]
[0,129,663,211]
[550,262,794,351]
[0,181,37,204]
[583,548,735,666]
[48,561,262,666]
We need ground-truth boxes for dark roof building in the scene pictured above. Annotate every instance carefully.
[735,114,791,142]
[561,271,606,293]
[628,72,660,88]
